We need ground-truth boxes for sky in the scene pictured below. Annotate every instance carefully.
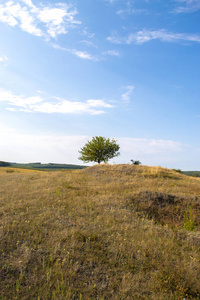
[0,0,199,170]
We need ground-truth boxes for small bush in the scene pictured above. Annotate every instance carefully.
[6,169,15,173]
[131,160,141,165]
[172,169,182,173]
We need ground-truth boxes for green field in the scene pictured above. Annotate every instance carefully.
[182,171,200,178]
[9,162,87,171]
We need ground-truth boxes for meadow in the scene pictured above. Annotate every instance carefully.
[0,164,200,299]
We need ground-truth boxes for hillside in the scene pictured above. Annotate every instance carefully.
[0,164,200,299]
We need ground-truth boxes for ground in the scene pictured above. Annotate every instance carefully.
[0,164,200,299]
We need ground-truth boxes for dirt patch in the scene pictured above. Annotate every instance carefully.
[129,191,200,229]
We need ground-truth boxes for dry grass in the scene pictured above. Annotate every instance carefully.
[0,164,200,299]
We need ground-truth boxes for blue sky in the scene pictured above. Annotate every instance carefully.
[0,0,200,170]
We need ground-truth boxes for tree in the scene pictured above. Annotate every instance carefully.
[0,161,11,167]
[79,136,120,164]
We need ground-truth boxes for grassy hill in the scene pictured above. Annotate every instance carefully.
[0,164,200,299]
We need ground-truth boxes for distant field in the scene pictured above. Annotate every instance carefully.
[182,171,200,177]
[0,164,200,299]
[9,162,88,171]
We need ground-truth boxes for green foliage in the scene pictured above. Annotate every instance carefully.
[10,163,86,171]
[172,168,182,173]
[183,206,196,231]
[0,161,11,167]
[6,169,15,173]
[79,136,120,164]
[182,171,200,177]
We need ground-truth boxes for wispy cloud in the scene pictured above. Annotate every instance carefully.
[117,8,147,15]
[118,137,183,166]
[53,44,120,61]
[0,55,8,62]
[52,44,98,61]
[81,28,95,39]
[108,29,200,44]
[0,55,8,67]
[107,32,122,44]
[173,0,200,13]
[117,1,147,16]
[79,40,96,48]
[0,88,113,114]
[71,49,98,60]
[119,137,182,155]
[0,0,81,39]
[106,0,118,3]
[121,85,134,103]
[102,50,120,56]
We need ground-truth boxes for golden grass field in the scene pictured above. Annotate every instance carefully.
[0,164,200,299]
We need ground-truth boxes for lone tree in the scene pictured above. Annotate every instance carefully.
[79,136,120,164]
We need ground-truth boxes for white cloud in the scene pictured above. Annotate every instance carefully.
[36,90,45,94]
[106,0,118,3]
[21,0,35,8]
[71,49,98,60]
[117,8,147,15]
[0,88,113,114]
[82,28,95,39]
[0,2,19,27]
[119,138,182,155]
[134,29,200,44]
[0,55,8,62]
[108,29,200,44]
[117,137,184,167]
[0,127,90,164]
[0,0,81,39]
[116,1,147,16]
[173,0,200,13]
[18,6,42,36]
[52,44,98,61]
[79,40,96,47]
[0,125,187,168]
[52,44,120,61]
[0,122,197,169]
[121,85,134,103]
[103,50,120,56]
[38,5,80,38]
[107,32,122,44]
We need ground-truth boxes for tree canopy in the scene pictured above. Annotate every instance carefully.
[79,136,120,164]
[0,161,11,167]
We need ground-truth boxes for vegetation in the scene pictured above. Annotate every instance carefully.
[79,136,120,164]
[131,160,141,165]
[8,162,87,171]
[172,168,182,173]
[182,171,200,177]
[0,160,11,167]
[0,164,200,299]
